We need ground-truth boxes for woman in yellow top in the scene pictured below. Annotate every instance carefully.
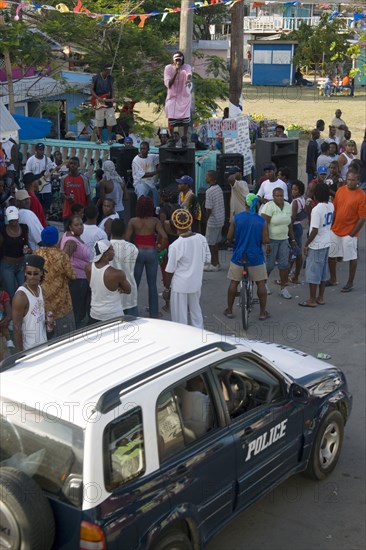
[261,188,296,299]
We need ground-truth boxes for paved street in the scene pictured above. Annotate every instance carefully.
[137,231,366,550]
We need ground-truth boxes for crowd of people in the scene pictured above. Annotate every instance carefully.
[0,105,365,357]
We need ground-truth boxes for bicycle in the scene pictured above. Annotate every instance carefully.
[238,259,254,331]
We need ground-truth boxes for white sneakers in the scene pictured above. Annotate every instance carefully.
[6,340,15,348]
[280,287,292,300]
[204,264,220,272]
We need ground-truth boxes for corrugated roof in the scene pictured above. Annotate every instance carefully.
[0,75,89,105]
[0,103,20,141]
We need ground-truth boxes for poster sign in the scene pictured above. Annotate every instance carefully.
[224,115,254,176]
[207,118,238,138]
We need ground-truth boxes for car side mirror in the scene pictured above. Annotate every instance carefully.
[290,383,309,403]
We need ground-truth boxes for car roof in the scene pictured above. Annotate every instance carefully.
[0,318,247,428]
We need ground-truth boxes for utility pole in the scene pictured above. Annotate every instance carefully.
[229,1,244,114]
[179,0,194,64]
[4,49,15,114]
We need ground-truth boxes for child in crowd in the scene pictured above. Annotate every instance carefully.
[325,161,344,198]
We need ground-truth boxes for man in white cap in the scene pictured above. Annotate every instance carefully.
[15,190,43,251]
[85,240,131,324]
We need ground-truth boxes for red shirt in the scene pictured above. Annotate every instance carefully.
[62,174,89,219]
[30,191,47,227]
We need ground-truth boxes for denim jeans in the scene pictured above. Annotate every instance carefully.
[68,279,89,329]
[0,260,25,300]
[134,248,159,318]
[323,83,331,97]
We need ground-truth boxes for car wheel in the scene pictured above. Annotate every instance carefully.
[0,467,55,550]
[305,410,344,480]
[152,530,193,550]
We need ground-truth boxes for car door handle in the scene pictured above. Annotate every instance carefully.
[170,465,188,481]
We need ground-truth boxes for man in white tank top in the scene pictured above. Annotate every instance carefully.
[12,255,48,352]
[85,240,131,324]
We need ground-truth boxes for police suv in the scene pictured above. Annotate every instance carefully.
[0,318,352,550]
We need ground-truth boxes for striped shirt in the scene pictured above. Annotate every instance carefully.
[206,184,225,227]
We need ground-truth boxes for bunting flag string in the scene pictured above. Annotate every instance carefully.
[0,0,361,27]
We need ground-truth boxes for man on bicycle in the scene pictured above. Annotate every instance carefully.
[224,193,270,321]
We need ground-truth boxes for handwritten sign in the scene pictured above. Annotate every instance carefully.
[224,115,254,176]
[207,118,238,139]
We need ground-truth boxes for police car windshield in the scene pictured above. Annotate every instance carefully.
[0,398,83,507]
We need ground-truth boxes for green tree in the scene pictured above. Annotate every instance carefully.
[284,14,355,80]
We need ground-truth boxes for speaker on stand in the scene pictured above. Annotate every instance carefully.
[216,154,244,236]
[159,144,195,191]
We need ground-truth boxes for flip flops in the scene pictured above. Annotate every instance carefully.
[298,301,317,308]
[341,284,353,293]
[259,311,271,321]
[223,309,234,319]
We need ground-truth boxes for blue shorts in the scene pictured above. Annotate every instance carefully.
[305,247,330,284]
[266,239,289,272]
[293,223,303,248]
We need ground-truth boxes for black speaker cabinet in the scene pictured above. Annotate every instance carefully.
[110,146,138,188]
[216,154,244,190]
[216,154,244,235]
[255,138,298,181]
[159,144,195,191]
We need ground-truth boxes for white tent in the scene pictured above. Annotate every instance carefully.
[0,102,20,142]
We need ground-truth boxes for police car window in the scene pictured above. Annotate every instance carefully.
[157,374,216,462]
[157,391,185,461]
[103,408,145,492]
[214,356,284,419]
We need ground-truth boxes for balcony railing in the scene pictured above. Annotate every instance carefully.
[242,15,353,33]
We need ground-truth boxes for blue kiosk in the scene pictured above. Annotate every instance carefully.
[249,40,298,86]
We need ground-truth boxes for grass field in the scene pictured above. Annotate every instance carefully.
[137,85,366,145]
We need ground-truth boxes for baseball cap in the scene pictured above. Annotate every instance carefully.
[93,240,111,262]
[15,190,30,201]
[317,166,328,174]
[176,175,193,186]
[25,254,47,272]
[35,143,45,149]
[264,163,276,171]
[124,136,133,143]
[102,64,112,70]
[159,129,169,136]
[5,206,19,221]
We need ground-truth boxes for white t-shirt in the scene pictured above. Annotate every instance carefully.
[16,285,47,351]
[316,155,332,172]
[18,209,43,250]
[166,234,211,293]
[98,212,119,232]
[257,179,288,213]
[132,153,159,190]
[82,224,108,261]
[24,155,55,194]
[110,239,139,310]
[309,202,334,250]
[324,136,340,145]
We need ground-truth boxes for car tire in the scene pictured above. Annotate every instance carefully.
[0,467,55,550]
[152,529,193,550]
[305,410,344,480]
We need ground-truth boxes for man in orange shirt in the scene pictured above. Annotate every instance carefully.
[341,75,354,97]
[327,170,366,291]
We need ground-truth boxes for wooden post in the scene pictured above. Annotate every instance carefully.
[229,2,244,112]
[4,49,15,114]
[179,0,194,65]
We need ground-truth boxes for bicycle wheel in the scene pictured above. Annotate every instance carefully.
[240,279,250,330]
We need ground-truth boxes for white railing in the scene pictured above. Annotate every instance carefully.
[243,16,322,32]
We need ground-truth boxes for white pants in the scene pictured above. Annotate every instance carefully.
[170,290,203,328]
